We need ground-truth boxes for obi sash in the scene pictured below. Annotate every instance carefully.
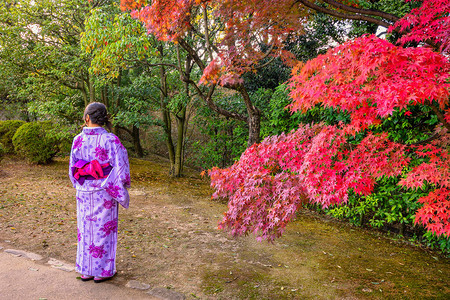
[72,159,112,185]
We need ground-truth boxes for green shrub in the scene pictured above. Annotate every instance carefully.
[12,121,58,164]
[320,175,450,256]
[0,120,26,153]
[44,123,77,156]
[58,135,74,155]
[0,142,4,161]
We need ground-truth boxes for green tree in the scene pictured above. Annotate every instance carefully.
[82,5,198,176]
[0,0,113,122]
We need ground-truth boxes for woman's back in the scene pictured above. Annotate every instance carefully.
[69,126,130,208]
[69,102,131,281]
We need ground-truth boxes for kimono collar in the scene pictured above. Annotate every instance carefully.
[82,127,107,135]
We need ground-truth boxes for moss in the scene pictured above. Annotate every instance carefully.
[268,212,450,300]
[201,264,308,299]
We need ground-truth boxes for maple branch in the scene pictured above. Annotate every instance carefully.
[321,0,400,22]
[235,84,260,115]
[377,30,387,38]
[178,38,206,70]
[255,56,276,70]
[295,0,393,28]
[408,132,442,146]
[188,24,221,54]
[427,103,450,131]
[260,43,275,61]
[203,5,213,61]
[176,38,248,123]
[184,77,248,122]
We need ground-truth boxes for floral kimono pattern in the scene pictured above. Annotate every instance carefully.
[69,127,130,277]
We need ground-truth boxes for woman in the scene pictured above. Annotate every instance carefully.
[69,102,130,283]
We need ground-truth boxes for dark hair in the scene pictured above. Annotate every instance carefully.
[84,102,112,130]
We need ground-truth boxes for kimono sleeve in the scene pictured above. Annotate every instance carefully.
[68,135,81,188]
[100,136,131,208]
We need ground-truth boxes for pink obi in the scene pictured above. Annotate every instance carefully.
[72,159,112,185]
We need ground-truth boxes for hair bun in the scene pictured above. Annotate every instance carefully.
[84,102,110,127]
[90,110,108,125]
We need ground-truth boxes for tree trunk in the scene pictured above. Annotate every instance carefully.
[174,106,186,177]
[80,82,88,107]
[165,116,176,175]
[173,79,189,177]
[237,84,261,147]
[111,71,122,135]
[247,110,261,147]
[171,47,194,177]
[399,223,405,236]
[115,70,121,109]
[159,61,176,175]
[132,125,144,158]
[101,86,108,106]
[88,75,95,103]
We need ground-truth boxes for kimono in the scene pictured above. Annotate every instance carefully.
[69,127,130,277]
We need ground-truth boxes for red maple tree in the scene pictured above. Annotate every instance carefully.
[390,0,450,54]
[121,0,450,238]
[212,0,450,239]
[289,34,450,134]
[211,125,410,241]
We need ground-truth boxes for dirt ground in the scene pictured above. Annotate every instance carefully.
[0,155,449,299]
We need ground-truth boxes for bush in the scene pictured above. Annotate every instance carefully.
[320,175,450,256]
[44,123,77,156]
[0,142,4,161]
[0,120,26,153]
[12,121,58,164]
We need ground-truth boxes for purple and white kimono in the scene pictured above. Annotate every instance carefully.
[69,127,130,277]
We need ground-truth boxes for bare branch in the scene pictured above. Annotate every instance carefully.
[321,0,400,22]
[427,102,450,131]
[184,78,248,122]
[255,56,276,69]
[408,132,442,146]
[295,0,393,28]
[178,38,206,70]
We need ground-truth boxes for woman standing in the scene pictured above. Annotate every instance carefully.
[69,102,130,283]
